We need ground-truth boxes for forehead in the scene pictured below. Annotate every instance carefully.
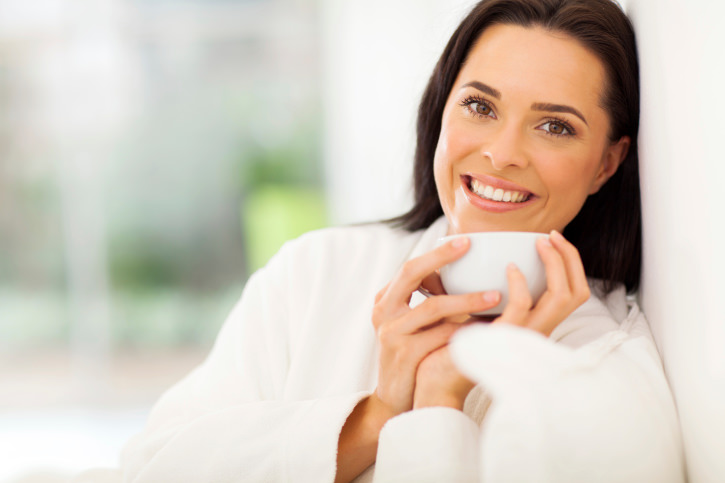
[458,23,606,112]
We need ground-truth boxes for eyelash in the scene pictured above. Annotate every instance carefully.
[458,95,577,138]
[460,95,495,120]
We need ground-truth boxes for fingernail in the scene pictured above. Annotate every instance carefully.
[550,229,563,239]
[483,291,500,303]
[538,235,552,247]
[451,236,468,248]
[507,262,519,272]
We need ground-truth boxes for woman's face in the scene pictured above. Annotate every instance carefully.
[434,24,630,235]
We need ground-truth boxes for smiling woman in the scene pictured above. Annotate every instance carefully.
[434,24,629,236]
[106,1,683,483]
[394,1,642,295]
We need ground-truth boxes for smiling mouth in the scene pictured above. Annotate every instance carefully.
[464,175,533,203]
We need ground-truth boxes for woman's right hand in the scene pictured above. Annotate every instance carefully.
[370,236,501,417]
[335,236,501,483]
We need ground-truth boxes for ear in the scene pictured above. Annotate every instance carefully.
[589,136,630,195]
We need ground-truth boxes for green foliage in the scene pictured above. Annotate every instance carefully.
[242,185,327,272]
[110,237,185,289]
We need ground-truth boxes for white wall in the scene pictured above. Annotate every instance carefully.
[323,1,725,481]
[628,1,725,482]
[321,0,474,224]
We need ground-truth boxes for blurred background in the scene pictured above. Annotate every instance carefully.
[12,1,725,483]
[0,0,473,480]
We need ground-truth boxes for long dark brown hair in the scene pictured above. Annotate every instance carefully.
[387,0,641,293]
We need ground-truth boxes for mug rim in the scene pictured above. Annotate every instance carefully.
[438,231,548,244]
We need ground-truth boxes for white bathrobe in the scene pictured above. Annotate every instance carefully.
[117,217,685,483]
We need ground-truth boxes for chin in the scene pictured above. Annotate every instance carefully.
[449,217,514,234]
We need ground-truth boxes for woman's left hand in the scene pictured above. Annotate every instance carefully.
[412,230,590,410]
[495,229,591,336]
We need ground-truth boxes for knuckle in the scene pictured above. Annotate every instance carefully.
[376,324,393,344]
[517,287,533,305]
[513,292,533,310]
[420,297,444,318]
[371,305,386,327]
[399,260,417,280]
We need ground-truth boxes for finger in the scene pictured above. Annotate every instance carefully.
[383,237,470,307]
[494,263,532,326]
[524,231,591,335]
[375,283,391,304]
[420,271,446,296]
[524,237,572,333]
[398,290,501,334]
[528,234,580,316]
[408,322,465,362]
[536,235,569,296]
[549,230,590,301]
[377,322,460,380]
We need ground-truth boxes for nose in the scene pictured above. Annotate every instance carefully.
[480,123,529,170]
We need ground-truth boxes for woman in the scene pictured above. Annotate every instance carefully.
[119,0,683,482]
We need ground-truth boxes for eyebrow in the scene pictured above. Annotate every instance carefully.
[531,102,588,126]
[460,81,501,99]
[460,81,589,126]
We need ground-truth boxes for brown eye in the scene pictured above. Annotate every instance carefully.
[459,96,497,119]
[473,102,491,116]
[540,120,573,136]
[548,122,564,134]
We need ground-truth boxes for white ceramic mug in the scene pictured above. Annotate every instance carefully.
[436,231,547,316]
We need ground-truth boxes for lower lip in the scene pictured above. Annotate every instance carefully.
[461,176,537,213]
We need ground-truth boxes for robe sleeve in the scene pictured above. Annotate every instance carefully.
[374,407,480,482]
[373,304,685,483]
[119,243,368,483]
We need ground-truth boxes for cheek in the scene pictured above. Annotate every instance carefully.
[434,123,472,213]
[433,136,452,217]
[434,121,480,178]
[433,126,451,197]
[540,151,602,208]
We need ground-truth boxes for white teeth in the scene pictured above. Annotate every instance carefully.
[470,178,530,203]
